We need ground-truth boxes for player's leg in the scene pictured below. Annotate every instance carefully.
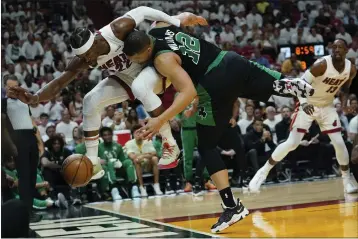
[120,158,140,198]
[197,123,249,233]
[181,128,195,192]
[249,109,311,192]
[82,77,130,180]
[131,66,179,169]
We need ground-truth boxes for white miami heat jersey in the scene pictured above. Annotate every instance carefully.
[308,55,351,107]
[96,23,144,86]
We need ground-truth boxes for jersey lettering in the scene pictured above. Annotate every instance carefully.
[174,32,200,64]
[322,77,345,86]
[165,30,179,51]
[100,53,132,71]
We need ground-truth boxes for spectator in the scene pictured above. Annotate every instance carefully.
[305,27,324,43]
[56,109,78,144]
[67,126,84,152]
[315,8,330,31]
[245,118,276,172]
[37,113,50,136]
[17,22,31,43]
[21,74,39,95]
[68,91,83,121]
[263,106,280,144]
[349,115,357,142]
[42,125,56,143]
[97,127,140,199]
[21,34,44,60]
[237,104,254,135]
[246,6,263,29]
[335,103,350,131]
[335,26,353,45]
[275,106,293,143]
[53,61,65,79]
[251,48,270,68]
[345,17,358,37]
[15,56,31,82]
[281,54,303,75]
[63,43,75,66]
[111,111,126,130]
[346,99,358,122]
[41,135,72,199]
[202,26,216,45]
[322,27,336,45]
[291,27,306,44]
[44,43,62,66]
[30,102,45,122]
[125,125,163,197]
[102,105,115,127]
[280,19,296,45]
[2,63,23,85]
[6,36,24,61]
[347,40,358,62]
[44,95,65,122]
[32,55,46,78]
[125,108,140,129]
[220,24,235,45]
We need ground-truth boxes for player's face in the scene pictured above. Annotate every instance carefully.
[128,47,152,64]
[332,40,348,61]
[78,48,99,67]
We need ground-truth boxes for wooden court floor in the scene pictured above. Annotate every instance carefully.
[87,178,358,238]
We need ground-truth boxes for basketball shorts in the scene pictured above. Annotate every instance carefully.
[290,105,342,134]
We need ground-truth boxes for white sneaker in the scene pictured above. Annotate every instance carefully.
[153,183,163,195]
[54,193,68,209]
[139,186,148,197]
[249,168,269,192]
[89,157,105,181]
[158,140,180,170]
[343,176,358,194]
[131,185,141,198]
[274,78,314,98]
[111,188,122,201]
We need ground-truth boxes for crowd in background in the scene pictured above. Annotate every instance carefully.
[1,0,358,208]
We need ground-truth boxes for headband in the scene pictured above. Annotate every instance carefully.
[72,31,95,55]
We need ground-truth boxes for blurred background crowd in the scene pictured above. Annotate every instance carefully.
[1,0,358,209]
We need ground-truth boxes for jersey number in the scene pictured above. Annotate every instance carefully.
[326,86,338,93]
[175,32,200,65]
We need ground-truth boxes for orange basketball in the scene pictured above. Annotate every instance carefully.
[62,154,93,187]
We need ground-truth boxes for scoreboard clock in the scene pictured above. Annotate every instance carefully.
[279,43,325,70]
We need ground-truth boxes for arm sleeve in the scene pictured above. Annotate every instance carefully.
[124,6,180,28]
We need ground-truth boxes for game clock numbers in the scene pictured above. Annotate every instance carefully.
[280,43,325,70]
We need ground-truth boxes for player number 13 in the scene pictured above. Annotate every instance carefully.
[175,32,200,65]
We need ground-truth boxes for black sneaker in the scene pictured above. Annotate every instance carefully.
[211,200,249,233]
[192,180,204,197]
[175,180,183,193]
[165,180,175,195]
[30,213,43,223]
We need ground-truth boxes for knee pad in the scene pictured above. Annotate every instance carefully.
[82,91,100,116]
[198,148,226,176]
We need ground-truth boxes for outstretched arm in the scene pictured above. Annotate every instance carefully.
[7,57,88,104]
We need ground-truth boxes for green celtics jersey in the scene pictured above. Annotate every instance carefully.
[149,25,222,84]
[98,142,126,163]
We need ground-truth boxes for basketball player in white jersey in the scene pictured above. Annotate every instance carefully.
[8,7,207,181]
[249,39,358,194]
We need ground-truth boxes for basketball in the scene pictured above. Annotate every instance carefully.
[62,154,93,187]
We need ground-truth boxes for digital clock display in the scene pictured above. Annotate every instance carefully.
[279,43,325,70]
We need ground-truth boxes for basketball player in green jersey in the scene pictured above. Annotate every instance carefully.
[122,23,314,232]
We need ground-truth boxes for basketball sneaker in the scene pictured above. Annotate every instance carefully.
[248,167,270,192]
[139,186,148,197]
[131,185,141,198]
[153,183,163,195]
[211,200,249,233]
[274,78,314,98]
[89,157,105,180]
[158,140,180,170]
[343,176,358,194]
[165,180,175,195]
[192,180,204,197]
[111,188,122,201]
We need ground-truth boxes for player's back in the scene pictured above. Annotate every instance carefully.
[149,25,222,84]
[308,55,351,107]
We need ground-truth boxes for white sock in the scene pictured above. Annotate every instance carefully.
[262,161,274,172]
[159,122,176,145]
[85,135,99,165]
[341,169,350,178]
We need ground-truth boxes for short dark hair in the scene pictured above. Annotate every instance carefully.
[123,30,151,56]
[253,117,263,124]
[100,127,113,137]
[335,38,348,48]
[281,105,292,112]
[40,113,49,118]
[131,124,142,135]
[70,27,91,49]
[4,74,19,85]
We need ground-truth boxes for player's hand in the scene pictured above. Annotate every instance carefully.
[229,118,236,128]
[7,86,38,104]
[179,12,208,27]
[140,117,165,140]
[302,103,314,116]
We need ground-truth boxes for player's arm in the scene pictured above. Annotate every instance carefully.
[154,53,197,125]
[111,7,207,40]
[7,57,88,104]
[341,64,357,107]
[299,59,327,115]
